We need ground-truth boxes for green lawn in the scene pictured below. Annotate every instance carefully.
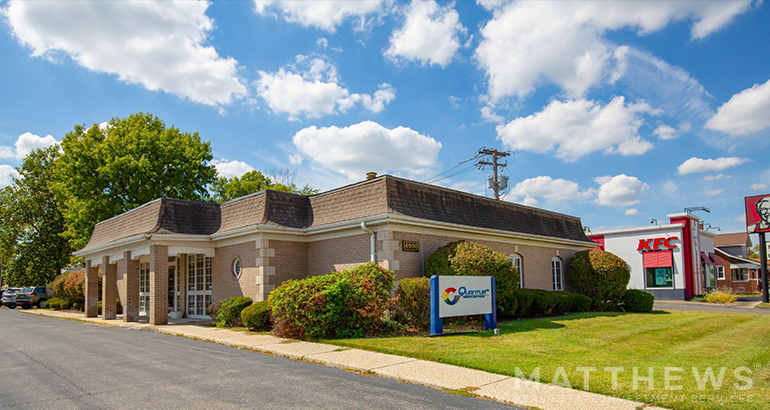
[326,311,770,410]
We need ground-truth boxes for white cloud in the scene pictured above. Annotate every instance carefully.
[256,54,395,120]
[212,160,255,179]
[480,106,504,124]
[385,0,465,67]
[0,132,59,160]
[706,78,770,136]
[507,176,593,206]
[595,174,649,206]
[750,183,768,191]
[496,96,655,162]
[653,124,678,140]
[292,121,441,180]
[0,165,20,188]
[706,188,724,196]
[254,0,385,32]
[677,157,750,175]
[625,209,639,216]
[3,0,247,107]
[703,174,732,182]
[474,1,753,101]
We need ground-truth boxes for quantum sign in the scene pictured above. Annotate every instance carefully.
[637,237,678,251]
[745,194,770,233]
[430,275,496,335]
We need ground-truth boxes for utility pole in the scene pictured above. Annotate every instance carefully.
[476,147,510,200]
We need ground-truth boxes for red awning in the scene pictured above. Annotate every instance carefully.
[701,252,714,266]
[644,250,673,268]
[709,253,722,266]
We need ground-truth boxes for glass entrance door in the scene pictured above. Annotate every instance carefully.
[186,254,212,317]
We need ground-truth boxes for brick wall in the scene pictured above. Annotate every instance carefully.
[390,231,577,291]
[714,253,761,293]
[307,233,379,275]
[212,241,258,303]
[272,240,309,284]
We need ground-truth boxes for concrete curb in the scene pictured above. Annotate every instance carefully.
[20,309,668,410]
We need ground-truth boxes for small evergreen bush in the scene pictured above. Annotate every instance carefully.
[214,296,253,327]
[45,297,70,310]
[241,300,271,330]
[512,289,534,317]
[571,293,592,312]
[622,289,655,313]
[528,289,557,316]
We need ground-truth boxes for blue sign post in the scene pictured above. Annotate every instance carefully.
[430,275,496,336]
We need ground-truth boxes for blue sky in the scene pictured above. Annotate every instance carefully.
[1,0,769,236]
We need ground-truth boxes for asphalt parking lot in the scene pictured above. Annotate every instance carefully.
[0,309,518,409]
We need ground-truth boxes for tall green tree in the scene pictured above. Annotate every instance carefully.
[0,147,71,286]
[211,170,318,203]
[56,113,217,251]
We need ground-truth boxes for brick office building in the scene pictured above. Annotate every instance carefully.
[74,174,597,325]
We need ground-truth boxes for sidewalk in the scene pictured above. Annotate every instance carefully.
[21,309,666,410]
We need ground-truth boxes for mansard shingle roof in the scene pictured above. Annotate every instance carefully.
[80,175,593,252]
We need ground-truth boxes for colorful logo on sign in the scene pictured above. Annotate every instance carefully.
[442,287,461,305]
[442,286,489,306]
[637,237,678,251]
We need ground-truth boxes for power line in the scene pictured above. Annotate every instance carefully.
[425,164,477,185]
[422,152,483,184]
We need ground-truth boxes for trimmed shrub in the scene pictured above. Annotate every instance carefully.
[512,289,534,317]
[241,300,271,330]
[622,289,655,313]
[551,291,574,315]
[97,299,123,315]
[206,300,223,318]
[48,270,85,308]
[45,297,70,310]
[270,262,394,339]
[395,277,430,330]
[502,293,518,319]
[425,241,520,317]
[569,249,630,310]
[528,290,556,317]
[214,296,253,328]
[571,293,592,312]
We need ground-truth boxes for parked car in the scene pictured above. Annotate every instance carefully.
[1,288,22,308]
[15,287,49,309]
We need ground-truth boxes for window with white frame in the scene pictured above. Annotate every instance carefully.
[717,266,725,280]
[552,257,563,291]
[139,262,150,315]
[509,254,523,288]
[232,258,242,278]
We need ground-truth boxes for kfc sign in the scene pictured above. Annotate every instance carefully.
[745,194,770,233]
[638,237,678,251]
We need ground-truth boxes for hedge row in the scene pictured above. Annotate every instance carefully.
[48,270,85,309]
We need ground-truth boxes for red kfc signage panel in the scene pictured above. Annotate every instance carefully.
[638,237,678,251]
[745,194,770,233]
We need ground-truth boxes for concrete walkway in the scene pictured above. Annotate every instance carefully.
[21,309,666,410]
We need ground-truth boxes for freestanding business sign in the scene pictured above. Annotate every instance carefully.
[430,275,496,336]
[746,194,770,303]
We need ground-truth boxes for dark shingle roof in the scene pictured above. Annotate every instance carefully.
[80,175,592,252]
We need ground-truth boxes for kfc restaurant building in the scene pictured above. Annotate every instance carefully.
[588,213,717,300]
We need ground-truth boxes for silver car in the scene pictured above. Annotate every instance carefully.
[1,288,21,308]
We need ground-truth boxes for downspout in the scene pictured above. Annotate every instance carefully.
[360,221,376,263]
